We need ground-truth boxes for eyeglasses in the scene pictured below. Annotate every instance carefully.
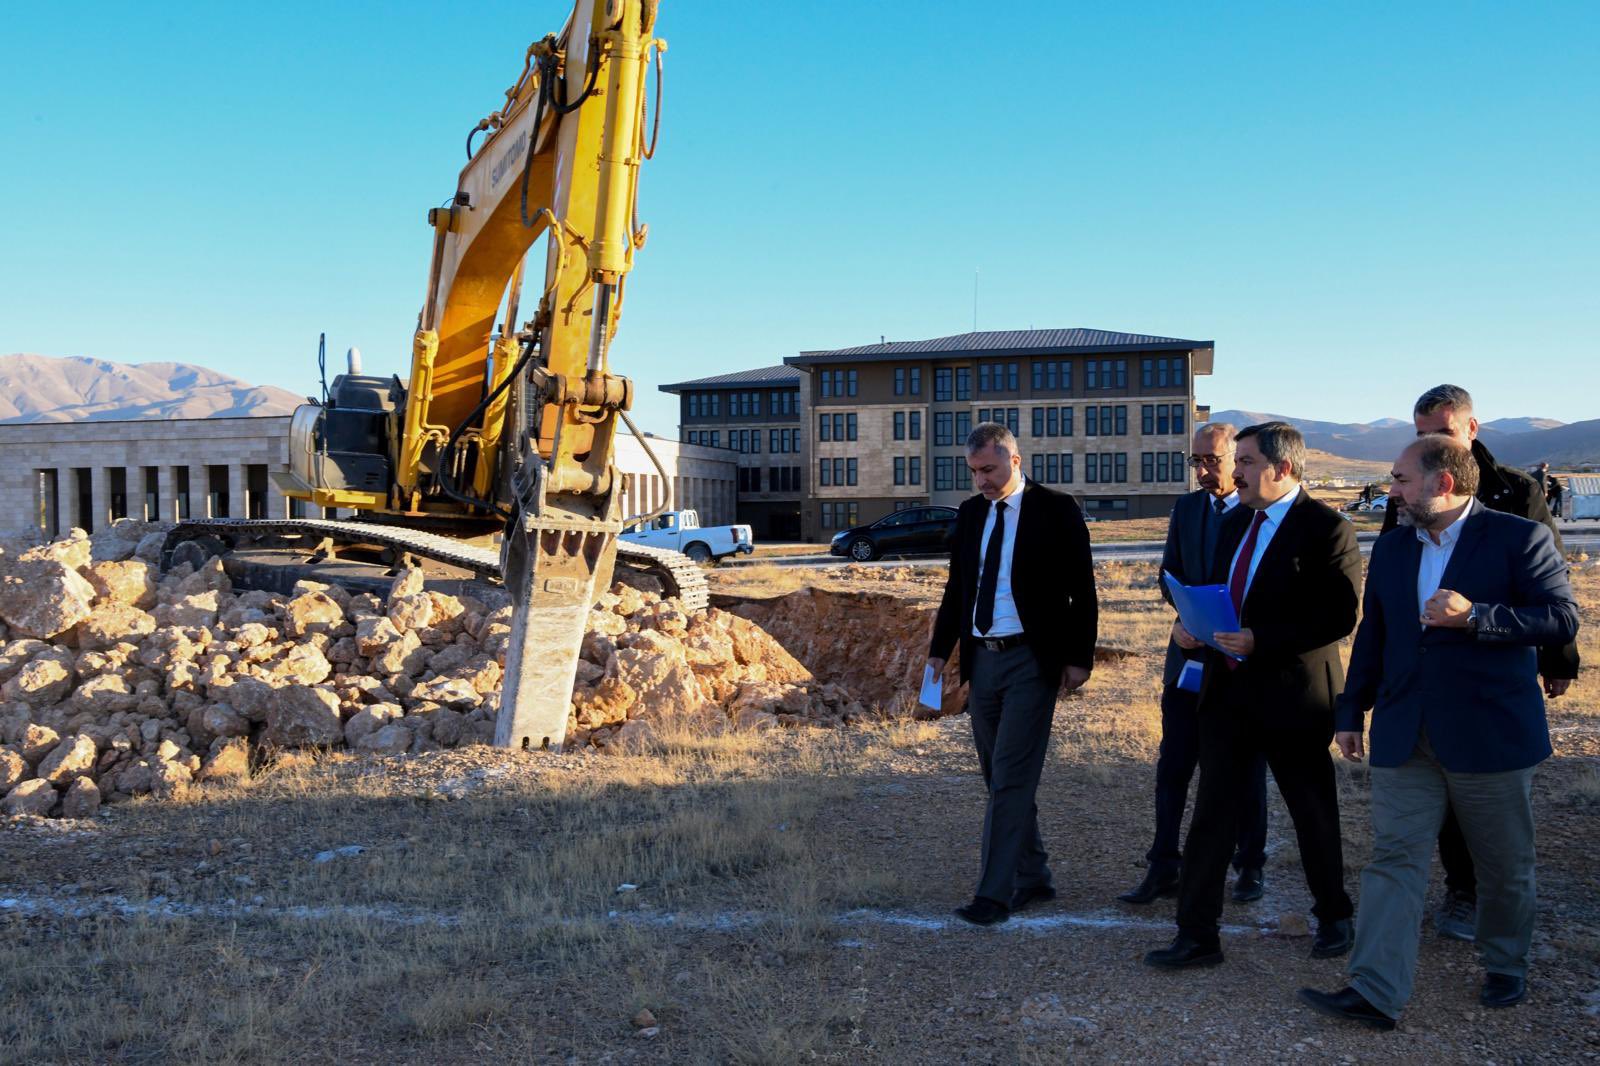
[1187,452,1233,468]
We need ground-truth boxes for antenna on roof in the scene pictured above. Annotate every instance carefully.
[880,335,885,344]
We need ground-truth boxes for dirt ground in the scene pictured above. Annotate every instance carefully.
[3,562,1598,1064]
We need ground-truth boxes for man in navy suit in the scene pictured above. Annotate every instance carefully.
[1299,436,1579,1029]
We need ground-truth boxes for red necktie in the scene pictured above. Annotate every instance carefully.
[1223,511,1267,671]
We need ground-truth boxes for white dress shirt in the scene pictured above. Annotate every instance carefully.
[1416,503,1472,622]
[971,478,1026,637]
[1226,483,1302,599]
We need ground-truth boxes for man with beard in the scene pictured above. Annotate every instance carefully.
[1120,422,1269,906]
[1382,385,1578,940]
[1299,436,1578,1028]
[1144,422,1359,970]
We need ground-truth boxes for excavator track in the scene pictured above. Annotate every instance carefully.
[160,518,710,613]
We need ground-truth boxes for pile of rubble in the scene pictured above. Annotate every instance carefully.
[0,525,886,819]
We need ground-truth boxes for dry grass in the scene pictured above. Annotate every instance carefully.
[4,563,1599,1064]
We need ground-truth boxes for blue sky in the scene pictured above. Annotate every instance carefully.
[3,1,1597,436]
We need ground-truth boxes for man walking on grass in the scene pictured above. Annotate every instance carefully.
[1300,435,1578,1029]
[928,422,1098,926]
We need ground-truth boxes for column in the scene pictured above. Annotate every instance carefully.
[54,466,75,532]
[154,466,174,524]
[228,464,246,519]
[189,463,211,519]
[89,467,111,534]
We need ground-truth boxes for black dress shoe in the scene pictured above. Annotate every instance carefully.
[1296,986,1397,1031]
[1480,973,1526,1008]
[1232,867,1265,903]
[1311,917,1354,959]
[953,897,1010,926]
[1119,868,1180,905]
[1010,883,1056,912]
[1143,934,1223,969]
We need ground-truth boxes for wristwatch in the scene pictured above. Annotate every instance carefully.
[1466,603,1479,633]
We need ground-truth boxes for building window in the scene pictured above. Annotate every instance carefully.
[819,414,831,441]
[935,456,954,490]
[955,367,972,401]
[1171,404,1185,436]
[709,431,720,448]
[955,411,971,441]
[1032,407,1044,437]
[1086,453,1098,483]
[1061,453,1074,483]
[1172,451,1185,482]
[751,430,761,454]
[847,370,858,397]
[1142,405,1155,435]
[978,363,992,393]
[894,457,906,485]
[1005,408,1019,434]
[832,458,845,486]
[847,413,858,441]
[1142,452,1154,482]
[894,368,907,396]
[1115,359,1128,388]
[770,429,780,452]
[821,502,832,527]
[934,367,952,402]
[847,458,859,486]
[894,412,906,441]
[1031,454,1043,482]
[909,411,921,440]
[935,411,953,446]
[910,367,921,395]
[1115,406,1127,436]
[688,394,699,418]
[1086,406,1099,436]
[1157,451,1170,482]
[1114,453,1127,482]
[820,459,831,486]
[909,457,921,485]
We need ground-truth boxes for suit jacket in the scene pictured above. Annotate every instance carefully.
[1336,501,1579,772]
[930,479,1098,684]
[1160,489,1226,685]
[1381,437,1578,680]
[1198,489,1361,730]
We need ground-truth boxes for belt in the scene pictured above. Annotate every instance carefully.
[974,633,1027,652]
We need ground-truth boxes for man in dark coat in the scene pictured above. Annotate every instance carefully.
[928,422,1098,926]
[1380,385,1579,940]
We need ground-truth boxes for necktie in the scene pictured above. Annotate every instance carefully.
[1213,496,1227,516]
[1228,510,1268,615]
[1203,495,1226,562]
[975,501,1008,635]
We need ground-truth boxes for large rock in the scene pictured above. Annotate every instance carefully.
[262,686,343,748]
[282,592,346,638]
[0,638,55,684]
[70,674,139,715]
[202,704,250,739]
[371,629,428,677]
[2,778,57,816]
[344,703,403,747]
[60,776,101,818]
[408,676,480,711]
[390,569,426,600]
[0,747,25,791]
[387,593,434,633]
[14,724,61,764]
[86,560,158,608]
[263,644,333,686]
[35,734,97,785]
[0,559,98,639]
[355,722,412,756]
[2,657,74,707]
[156,590,220,629]
[216,677,276,723]
[76,603,158,652]
[19,529,91,571]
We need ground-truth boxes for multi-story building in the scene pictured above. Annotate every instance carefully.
[659,366,804,539]
[785,329,1213,540]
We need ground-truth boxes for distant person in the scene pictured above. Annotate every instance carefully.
[1536,461,1552,495]
[927,422,1098,925]
[1358,483,1377,507]
[1144,422,1360,970]
[1299,436,1579,1029]
[1119,422,1269,907]
[1548,475,1564,518]
[1381,385,1578,942]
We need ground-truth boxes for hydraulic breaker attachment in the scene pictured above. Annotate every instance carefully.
[494,461,622,753]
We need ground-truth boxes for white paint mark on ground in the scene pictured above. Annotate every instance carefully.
[0,890,1266,939]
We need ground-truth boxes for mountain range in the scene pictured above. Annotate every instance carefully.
[0,354,304,422]
[1210,409,1600,468]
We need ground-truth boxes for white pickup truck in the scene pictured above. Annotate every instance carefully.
[619,510,753,564]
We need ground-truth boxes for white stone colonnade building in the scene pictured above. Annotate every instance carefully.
[0,417,738,538]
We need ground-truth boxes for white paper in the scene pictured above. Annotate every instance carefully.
[918,664,943,710]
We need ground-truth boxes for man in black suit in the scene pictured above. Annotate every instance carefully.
[928,422,1098,926]
[1145,421,1360,968]
[1380,384,1578,941]
[1120,421,1270,906]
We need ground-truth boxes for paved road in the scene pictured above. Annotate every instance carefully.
[728,525,1600,570]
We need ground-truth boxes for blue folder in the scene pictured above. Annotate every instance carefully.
[1162,571,1245,662]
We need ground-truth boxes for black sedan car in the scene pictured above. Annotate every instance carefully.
[828,506,958,562]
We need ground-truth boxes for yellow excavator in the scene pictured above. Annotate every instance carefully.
[163,0,700,752]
